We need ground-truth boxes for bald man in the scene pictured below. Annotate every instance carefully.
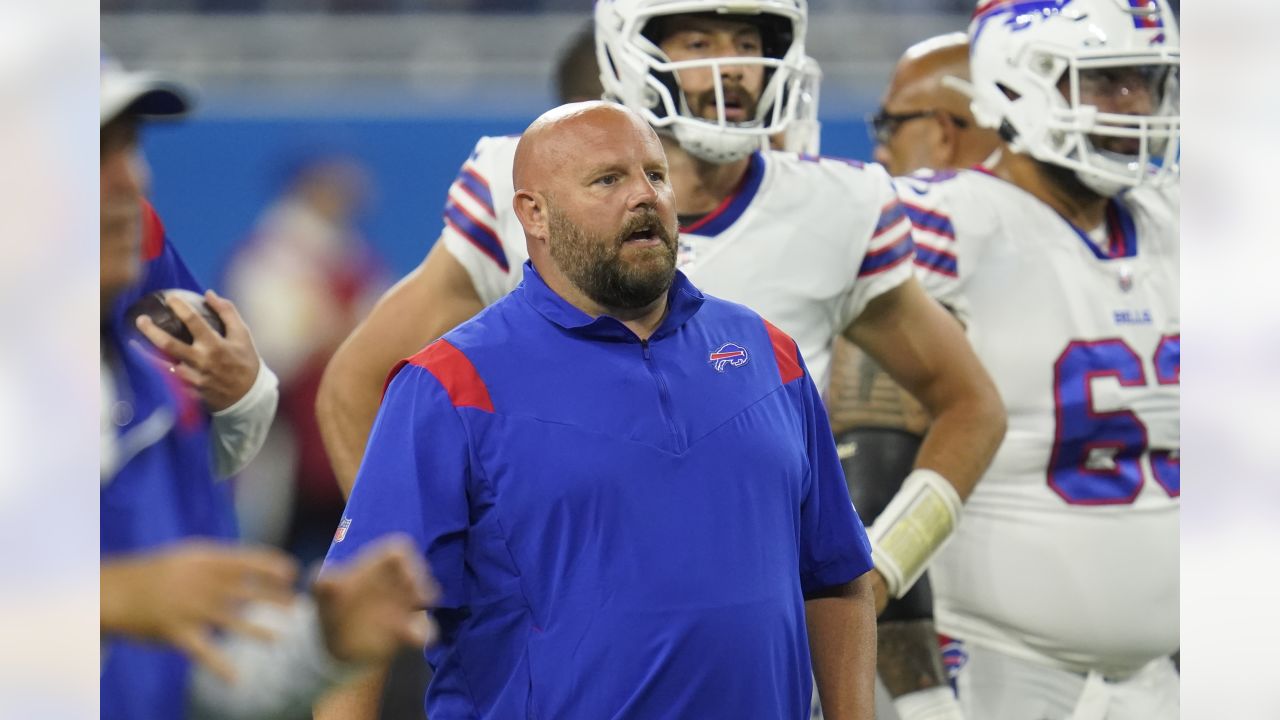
[868,33,1001,176]
[318,103,877,720]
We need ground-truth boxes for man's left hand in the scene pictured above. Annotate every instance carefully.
[136,289,261,411]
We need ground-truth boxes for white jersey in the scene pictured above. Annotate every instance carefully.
[899,168,1180,677]
[439,135,914,389]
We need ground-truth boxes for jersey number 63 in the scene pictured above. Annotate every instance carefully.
[1048,335,1180,505]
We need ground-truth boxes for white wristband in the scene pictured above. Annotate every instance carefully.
[210,358,279,477]
[868,468,963,599]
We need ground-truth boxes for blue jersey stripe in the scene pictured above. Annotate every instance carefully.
[904,203,957,240]
[445,200,508,272]
[873,201,909,238]
[914,246,959,277]
[858,234,915,277]
[456,166,494,215]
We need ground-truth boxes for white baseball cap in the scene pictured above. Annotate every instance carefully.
[100,52,191,127]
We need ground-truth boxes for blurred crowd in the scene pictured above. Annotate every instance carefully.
[225,154,388,567]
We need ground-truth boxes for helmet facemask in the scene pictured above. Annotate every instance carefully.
[596,1,810,164]
[774,55,822,155]
[1036,51,1179,196]
[967,0,1180,197]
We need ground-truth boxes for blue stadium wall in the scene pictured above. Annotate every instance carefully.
[142,116,878,289]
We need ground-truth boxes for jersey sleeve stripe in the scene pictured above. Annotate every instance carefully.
[914,245,959,278]
[762,319,804,385]
[858,233,915,278]
[444,200,510,272]
[872,200,910,238]
[391,339,495,413]
[903,202,956,241]
[456,165,495,216]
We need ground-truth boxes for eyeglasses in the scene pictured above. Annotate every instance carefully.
[866,108,970,146]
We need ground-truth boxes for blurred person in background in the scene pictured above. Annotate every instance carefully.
[823,31,1002,720]
[101,55,437,719]
[103,56,280,479]
[315,0,1006,717]
[223,154,388,566]
[882,1,1181,716]
[866,32,1000,178]
[554,19,604,103]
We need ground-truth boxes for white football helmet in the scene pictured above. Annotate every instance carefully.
[776,55,822,155]
[968,0,1180,196]
[595,0,811,164]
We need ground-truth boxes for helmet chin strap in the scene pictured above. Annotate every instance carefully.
[671,122,760,164]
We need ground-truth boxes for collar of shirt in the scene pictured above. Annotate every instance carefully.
[517,260,705,343]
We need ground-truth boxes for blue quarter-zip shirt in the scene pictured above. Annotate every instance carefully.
[325,262,872,719]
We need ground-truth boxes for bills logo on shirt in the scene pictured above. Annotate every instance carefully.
[709,343,749,373]
[334,517,352,543]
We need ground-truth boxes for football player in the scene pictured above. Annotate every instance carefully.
[827,30,1005,720]
[893,1,1181,716]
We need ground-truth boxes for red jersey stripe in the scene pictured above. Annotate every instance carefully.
[763,319,804,385]
[141,198,166,262]
[387,339,495,412]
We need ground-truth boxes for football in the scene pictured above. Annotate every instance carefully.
[125,288,227,345]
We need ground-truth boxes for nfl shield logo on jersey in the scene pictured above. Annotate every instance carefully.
[1117,264,1134,292]
[334,517,352,543]
[709,343,750,373]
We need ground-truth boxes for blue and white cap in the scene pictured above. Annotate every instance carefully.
[100,51,191,127]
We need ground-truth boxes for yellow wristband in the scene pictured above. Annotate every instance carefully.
[868,468,962,599]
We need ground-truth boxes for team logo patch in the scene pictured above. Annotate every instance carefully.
[709,342,750,372]
[334,517,352,543]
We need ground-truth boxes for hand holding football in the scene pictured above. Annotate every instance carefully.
[126,288,227,345]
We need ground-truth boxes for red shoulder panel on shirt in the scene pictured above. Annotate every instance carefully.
[140,198,165,262]
[762,320,804,385]
[386,339,495,412]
